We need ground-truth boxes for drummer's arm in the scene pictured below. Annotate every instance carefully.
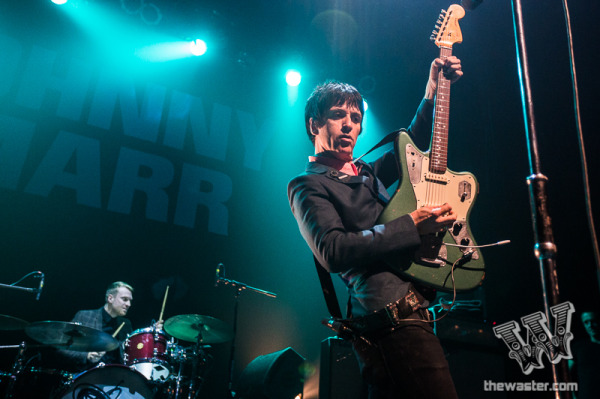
[56,310,100,368]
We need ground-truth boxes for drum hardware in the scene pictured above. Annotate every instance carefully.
[1,341,27,399]
[1,366,73,399]
[213,262,278,399]
[1,340,72,399]
[163,314,232,399]
[25,321,119,352]
[162,341,212,399]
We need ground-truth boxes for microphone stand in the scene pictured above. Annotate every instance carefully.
[215,274,277,398]
[0,283,36,295]
[510,1,571,397]
[0,271,44,299]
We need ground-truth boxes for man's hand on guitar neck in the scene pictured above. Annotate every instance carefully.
[410,203,457,235]
[425,56,463,101]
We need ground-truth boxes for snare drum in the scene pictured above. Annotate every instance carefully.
[124,327,170,381]
[56,364,153,399]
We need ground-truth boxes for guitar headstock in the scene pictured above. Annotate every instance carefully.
[430,4,465,48]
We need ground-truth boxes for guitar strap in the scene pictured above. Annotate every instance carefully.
[316,128,404,319]
[313,256,343,318]
[352,128,404,164]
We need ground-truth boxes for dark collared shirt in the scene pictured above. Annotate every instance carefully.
[100,308,131,364]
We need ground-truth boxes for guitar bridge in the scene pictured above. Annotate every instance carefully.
[414,233,447,267]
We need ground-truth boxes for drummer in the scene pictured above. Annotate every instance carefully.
[57,281,163,371]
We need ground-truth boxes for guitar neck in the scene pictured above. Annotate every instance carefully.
[430,46,453,174]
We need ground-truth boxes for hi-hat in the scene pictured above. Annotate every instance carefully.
[25,321,119,352]
[0,315,29,330]
[164,314,233,344]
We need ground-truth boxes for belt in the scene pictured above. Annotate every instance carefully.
[344,288,427,335]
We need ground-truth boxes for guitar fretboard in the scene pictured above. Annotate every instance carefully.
[430,46,453,175]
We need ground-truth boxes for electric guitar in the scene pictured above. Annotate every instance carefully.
[377,4,484,292]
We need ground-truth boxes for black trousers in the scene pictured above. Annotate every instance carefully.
[352,314,458,399]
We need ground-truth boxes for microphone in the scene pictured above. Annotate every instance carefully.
[214,263,223,287]
[35,272,45,301]
[461,0,483,10]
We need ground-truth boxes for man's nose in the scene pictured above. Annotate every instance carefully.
[341,122,352,133]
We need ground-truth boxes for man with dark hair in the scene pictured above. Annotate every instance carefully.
[58,281,135,370]
[288,56,462,399]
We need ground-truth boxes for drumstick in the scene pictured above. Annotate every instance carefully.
[113,322,125,338]
[158,285,169,322]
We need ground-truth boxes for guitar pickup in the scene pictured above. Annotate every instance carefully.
[425,173,449,184]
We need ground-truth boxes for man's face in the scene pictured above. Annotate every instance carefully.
[106,287,133,317]
[581,312,599,340]
[311,102,362,162]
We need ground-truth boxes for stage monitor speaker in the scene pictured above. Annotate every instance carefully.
[235,347,305,399]
[319,337,366,399]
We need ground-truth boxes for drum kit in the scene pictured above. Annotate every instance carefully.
[0,313,233,398]
[1,266,278,398]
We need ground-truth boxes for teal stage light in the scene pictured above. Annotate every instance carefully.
[190,39,207,56]
[51,0,68,4]
[285,70,302,87]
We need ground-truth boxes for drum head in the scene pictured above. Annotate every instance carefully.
[56,365,154,399]
[131,361,170,382]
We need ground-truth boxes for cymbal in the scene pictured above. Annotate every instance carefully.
[25,321,119,352]
[0,315,29,330]
[164,314,233,344]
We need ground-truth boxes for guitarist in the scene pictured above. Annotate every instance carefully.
[288,56,462,399]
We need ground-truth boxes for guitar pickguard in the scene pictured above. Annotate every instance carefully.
[377,133,485,292]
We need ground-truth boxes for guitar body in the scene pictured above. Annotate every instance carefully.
[377,131,484,292]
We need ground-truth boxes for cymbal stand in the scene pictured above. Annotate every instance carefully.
[3,342,27,399]
[215,266,277,399]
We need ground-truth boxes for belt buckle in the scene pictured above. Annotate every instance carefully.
[384,303,402,327]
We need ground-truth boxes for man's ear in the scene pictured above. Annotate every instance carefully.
[309,118,319,136]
